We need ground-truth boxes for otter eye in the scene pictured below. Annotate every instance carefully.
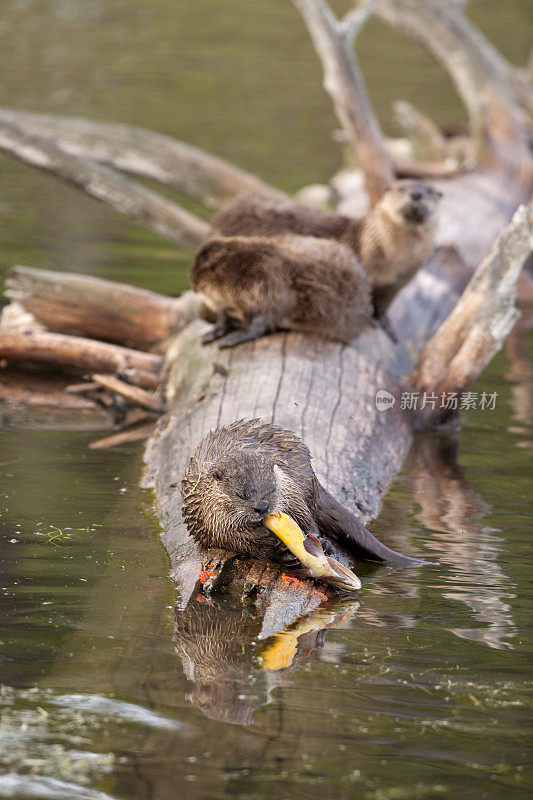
[211,468,224,480]
[235,491,245,500]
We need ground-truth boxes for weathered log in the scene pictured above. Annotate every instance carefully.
[0,329,162,377]
[0,120,209,249]
[144,170,530,633]
[5,266,201,349]
[0,108,284,209]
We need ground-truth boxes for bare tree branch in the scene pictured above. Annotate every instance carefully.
[393,100,448,161]
[0,119,209,249]
[375,0,531,171]
[0,108,284,209]
[411,204,532,424]
[292,0,394,204]
[339,0,376,46]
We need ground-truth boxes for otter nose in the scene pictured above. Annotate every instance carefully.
[254,501,270,515]
[411,190,423,201]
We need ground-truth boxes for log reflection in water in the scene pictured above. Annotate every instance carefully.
[173,594,358,725]
[410,434,516,650]
[505,302,533,436]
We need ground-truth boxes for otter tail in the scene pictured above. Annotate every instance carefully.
[315,482,420,566]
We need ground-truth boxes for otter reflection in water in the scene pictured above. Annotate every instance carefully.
[192,180,441,346]
[174,592,359,725]
[181,419,419,594]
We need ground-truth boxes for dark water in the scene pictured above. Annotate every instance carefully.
[1,1,532,798]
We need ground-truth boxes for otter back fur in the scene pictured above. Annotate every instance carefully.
[210,180,441,319]
[181,419,418,567]
[191,233,374,348]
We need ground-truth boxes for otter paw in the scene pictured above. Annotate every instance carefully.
[317,536,336,557]
[217,330,257,348]
[202,327,222,345]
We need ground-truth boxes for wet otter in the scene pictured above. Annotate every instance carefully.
[191,233,374,348]
[210,180,442,322]
[181,419,418,581]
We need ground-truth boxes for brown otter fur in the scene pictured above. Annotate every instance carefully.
[181,418,418,567]
[191,232,374,347]
[210,180,442,320]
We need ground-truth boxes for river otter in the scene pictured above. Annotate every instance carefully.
[191,233,374,348]
[181,419,418,581]
[210,180,442,321]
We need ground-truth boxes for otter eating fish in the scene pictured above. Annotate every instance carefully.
[181,419,420,593]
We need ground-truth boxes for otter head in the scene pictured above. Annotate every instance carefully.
[380,180,442,227]
[190,238,228,290]
[181,451,282,550]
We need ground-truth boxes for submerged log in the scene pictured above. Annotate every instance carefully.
[0,368,113,429]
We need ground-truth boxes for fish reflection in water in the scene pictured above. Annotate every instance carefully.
[173,594,359,725]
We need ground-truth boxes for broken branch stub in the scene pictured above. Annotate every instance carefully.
[411,204,532,424]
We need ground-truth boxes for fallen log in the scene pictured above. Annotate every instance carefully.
[5,266,201,350]
[0,329,162,377]
[143,193,530,628]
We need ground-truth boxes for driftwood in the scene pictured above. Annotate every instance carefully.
[0,0,531,648]
[5,266,201,350]
[92,374,164,414]
[0,329,162,376]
